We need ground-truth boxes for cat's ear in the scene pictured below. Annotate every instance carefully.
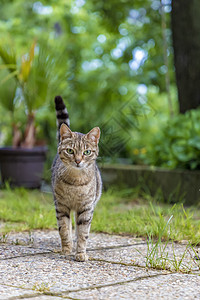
[86,127,100,144]
[60,123,72,140]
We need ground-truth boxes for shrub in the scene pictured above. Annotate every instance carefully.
[149,109,200,170]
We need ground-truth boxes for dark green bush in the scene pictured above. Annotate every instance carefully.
[149,109,200,170]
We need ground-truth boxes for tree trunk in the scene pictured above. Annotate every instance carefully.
[171,0,200,113]
[21,113,36,148]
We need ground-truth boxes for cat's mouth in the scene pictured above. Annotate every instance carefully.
[74,162,84,169]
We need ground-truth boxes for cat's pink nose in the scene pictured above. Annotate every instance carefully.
[75,158,81,165]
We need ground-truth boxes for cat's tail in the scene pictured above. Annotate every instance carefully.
[54,96,70,141]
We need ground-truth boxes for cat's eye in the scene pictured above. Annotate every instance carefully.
[83,150,91,155]
[66,148,74,154]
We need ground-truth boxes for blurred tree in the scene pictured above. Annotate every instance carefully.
[0,0,174,99]
[172,0,200,113]
[0,0,176,161]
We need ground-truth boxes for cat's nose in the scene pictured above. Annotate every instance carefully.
[75,158,82,165]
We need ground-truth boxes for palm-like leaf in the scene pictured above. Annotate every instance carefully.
[23,45,64,113]
[1,69,19,84]
[0,45,17,74]
[0,41,68,147]
[19,41,36,83]
[0,71,17,113]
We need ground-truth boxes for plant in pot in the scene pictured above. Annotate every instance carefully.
[0,42,64,188]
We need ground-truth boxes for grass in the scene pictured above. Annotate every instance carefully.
[0,186,56,232]
[138,236,200,273]
[93,188,200,245]
[32,282,52,292]
[0,185,200,245]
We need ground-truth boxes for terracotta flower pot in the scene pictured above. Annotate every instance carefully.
[0,146,47,188]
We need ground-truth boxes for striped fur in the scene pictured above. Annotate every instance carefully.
[54,96,70,141]
[51,96,102,262]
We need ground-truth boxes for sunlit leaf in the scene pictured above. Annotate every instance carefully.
[1,70,19,84]
[0,64,17,70]
[19,41,36,83]
[0,71,17,113]
[0,45,16,64]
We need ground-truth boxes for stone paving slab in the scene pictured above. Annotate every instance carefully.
[0,285,38,300]
[22,296,64,300]
[67,273,200,300]
[0,230,200,299]
[0,253,163,293]
[0,244,51,260]
[90,242,200,273]
[5,230,144,251]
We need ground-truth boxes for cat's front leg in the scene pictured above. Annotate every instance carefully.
[56,208,73,255]
[75,208,93,262]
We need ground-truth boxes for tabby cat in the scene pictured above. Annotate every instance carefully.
[51,96,102,262]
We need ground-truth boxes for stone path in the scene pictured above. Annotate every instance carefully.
[0,230,199,299]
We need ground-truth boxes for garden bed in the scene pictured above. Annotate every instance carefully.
[100,164,200,205]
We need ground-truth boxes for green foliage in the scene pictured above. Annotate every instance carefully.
[113,86,177,165]
[0,44,17,72]
[1,0,195,172]
[0,0,174,102]
[0,71,17,113]
[0,42,67,113]
[149,109,200,169]
[22,44,68,113]
[0,41,68,146]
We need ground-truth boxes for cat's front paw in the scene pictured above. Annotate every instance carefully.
[62,245,72,256]
[75,252,88,262]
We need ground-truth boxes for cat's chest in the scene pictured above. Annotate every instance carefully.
[54,163,97,204]
[57,180,95,209]
[60,178,94,194]
[55,170,95,203]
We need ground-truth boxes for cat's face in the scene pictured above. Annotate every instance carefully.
[58,124,100,169]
